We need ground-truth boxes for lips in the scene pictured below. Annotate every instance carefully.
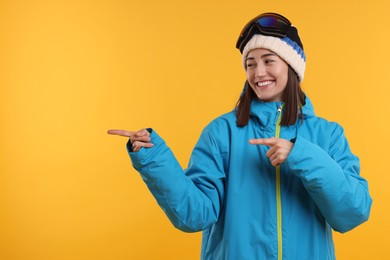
[256,80,274,87]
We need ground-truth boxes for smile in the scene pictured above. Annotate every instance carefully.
[256,81,274,87]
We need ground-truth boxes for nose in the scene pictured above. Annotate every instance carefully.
[255,64,266,77]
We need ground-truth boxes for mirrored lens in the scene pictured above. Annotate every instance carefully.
[258,16,290,31]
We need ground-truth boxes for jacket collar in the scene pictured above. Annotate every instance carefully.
[300,96,315,118]
[249,95,315,127]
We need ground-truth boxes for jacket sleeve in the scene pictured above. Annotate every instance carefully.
[285,124,372,233]
[128,127,226,233]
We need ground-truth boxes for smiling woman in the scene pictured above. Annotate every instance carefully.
[245,49,289,103]
[108,12,372,260]
[2,1,387,259]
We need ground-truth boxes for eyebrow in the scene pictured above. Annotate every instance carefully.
[246,52,277,61]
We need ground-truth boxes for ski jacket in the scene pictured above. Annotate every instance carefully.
[128,97,372,260]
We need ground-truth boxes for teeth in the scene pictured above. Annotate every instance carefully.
[257,81,273,87]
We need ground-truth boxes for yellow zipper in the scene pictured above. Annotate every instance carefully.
[275,105,283,260]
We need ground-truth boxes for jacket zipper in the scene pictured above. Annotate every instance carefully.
[275,105,283,260]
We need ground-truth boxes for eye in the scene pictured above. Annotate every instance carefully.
[265,59,275,64]
[246,62,256,68]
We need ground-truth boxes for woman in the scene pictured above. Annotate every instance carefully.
[108,12,372,260]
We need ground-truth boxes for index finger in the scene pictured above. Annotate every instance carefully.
[107,129,135,138]
[249,138,277,146]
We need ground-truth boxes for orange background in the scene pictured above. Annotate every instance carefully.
[1,0,388,259]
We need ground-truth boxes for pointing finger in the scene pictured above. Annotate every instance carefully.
[249,138,277,146]
[107,129,135,138]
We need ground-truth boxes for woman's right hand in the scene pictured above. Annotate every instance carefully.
[107,128,154,152]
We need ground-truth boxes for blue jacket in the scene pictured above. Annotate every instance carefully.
[128,97,372,260]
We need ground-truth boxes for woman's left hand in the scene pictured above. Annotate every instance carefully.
[249,137,293,166]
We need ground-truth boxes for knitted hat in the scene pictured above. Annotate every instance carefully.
[241,26,306,82]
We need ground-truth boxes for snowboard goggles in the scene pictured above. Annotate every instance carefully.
[236,13,292,53]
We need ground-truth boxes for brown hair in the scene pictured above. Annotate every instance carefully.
[235,66,305,127]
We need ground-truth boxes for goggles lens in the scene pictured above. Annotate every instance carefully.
[236,13,292,53]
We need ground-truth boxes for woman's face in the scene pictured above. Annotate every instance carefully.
[245,48,289,102]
